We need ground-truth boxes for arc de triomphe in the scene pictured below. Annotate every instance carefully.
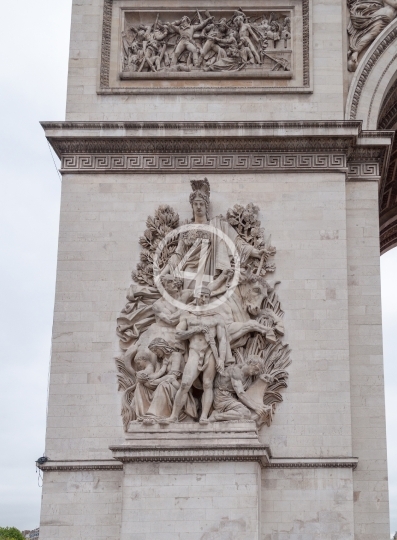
[38,1,397,538]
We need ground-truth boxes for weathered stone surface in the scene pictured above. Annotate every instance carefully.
[37,0,396,536]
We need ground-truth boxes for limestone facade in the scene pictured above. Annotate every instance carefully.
[38,0,397,538]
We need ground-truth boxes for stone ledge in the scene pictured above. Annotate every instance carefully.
[268,457,358,469]
[119,70,293,81]
[36,460,123,472]
[40,121,394,183]
[36,456,359,470]
[109,444,271,466]
[41,120,363,138]
[124,420,263,447]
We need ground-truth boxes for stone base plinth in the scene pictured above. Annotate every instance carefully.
[125,420,263,447]
[119,461,261,540]
[111,421,270,466]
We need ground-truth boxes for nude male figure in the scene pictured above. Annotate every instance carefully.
[166,286,227,424]
[235,15,261,64]
[168,15,214,67]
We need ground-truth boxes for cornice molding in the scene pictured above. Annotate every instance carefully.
[36,460,123,472]
[109,445,271,466]
[268,457,358,469]
[41,120,363,131]
[41,121,393,180]
[51,138,353,155]
[37,455,358,470]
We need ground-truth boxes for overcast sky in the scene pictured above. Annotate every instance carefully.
[0,0,396,535]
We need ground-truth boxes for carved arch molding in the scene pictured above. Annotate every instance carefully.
[346,19,397,253]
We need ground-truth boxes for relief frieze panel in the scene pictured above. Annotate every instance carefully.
[120,9,293,79]
[99,0,309,94]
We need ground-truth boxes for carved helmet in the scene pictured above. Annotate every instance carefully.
[189,178,210,219]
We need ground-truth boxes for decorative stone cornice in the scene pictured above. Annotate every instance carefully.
[109,445,271,466]
[41,121,393,180]
[37,455,358,470]
[268,457,358,469]
[50,138,353,156]
[36,460,123,472]
[41,120,363,134]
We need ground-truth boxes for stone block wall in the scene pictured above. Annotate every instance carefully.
[40,469,123,539]
[65,0,347,121]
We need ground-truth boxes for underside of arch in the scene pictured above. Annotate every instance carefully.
[346,20,397,254]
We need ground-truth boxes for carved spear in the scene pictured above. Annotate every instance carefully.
[256,252,266,275]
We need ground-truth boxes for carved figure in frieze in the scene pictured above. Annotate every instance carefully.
[347,0,397,71]
[121,9,292,76]
[168,15,214,67]
[115,178,291,431]
[234,15,261,64]
[198,18,229,66]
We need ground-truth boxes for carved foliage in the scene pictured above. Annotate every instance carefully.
[226,203,276,276]
[132,205,179,286]
[115,179,291,430]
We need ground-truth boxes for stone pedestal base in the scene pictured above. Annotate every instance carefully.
[119,461,261,540]
[125,420,264,447]
[112,422,267,540]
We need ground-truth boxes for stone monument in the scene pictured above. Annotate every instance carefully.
[38,0,397,538]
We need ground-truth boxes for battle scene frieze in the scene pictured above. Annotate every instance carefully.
[99,0,310,93]
[120,8,292,79]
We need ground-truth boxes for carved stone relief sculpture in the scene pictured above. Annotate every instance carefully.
[347,0,397,71]
[115,179,291,430]
[120,9,292,79]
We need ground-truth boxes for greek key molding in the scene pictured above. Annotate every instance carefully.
[347,162,380,179]
[61,153,347,173]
